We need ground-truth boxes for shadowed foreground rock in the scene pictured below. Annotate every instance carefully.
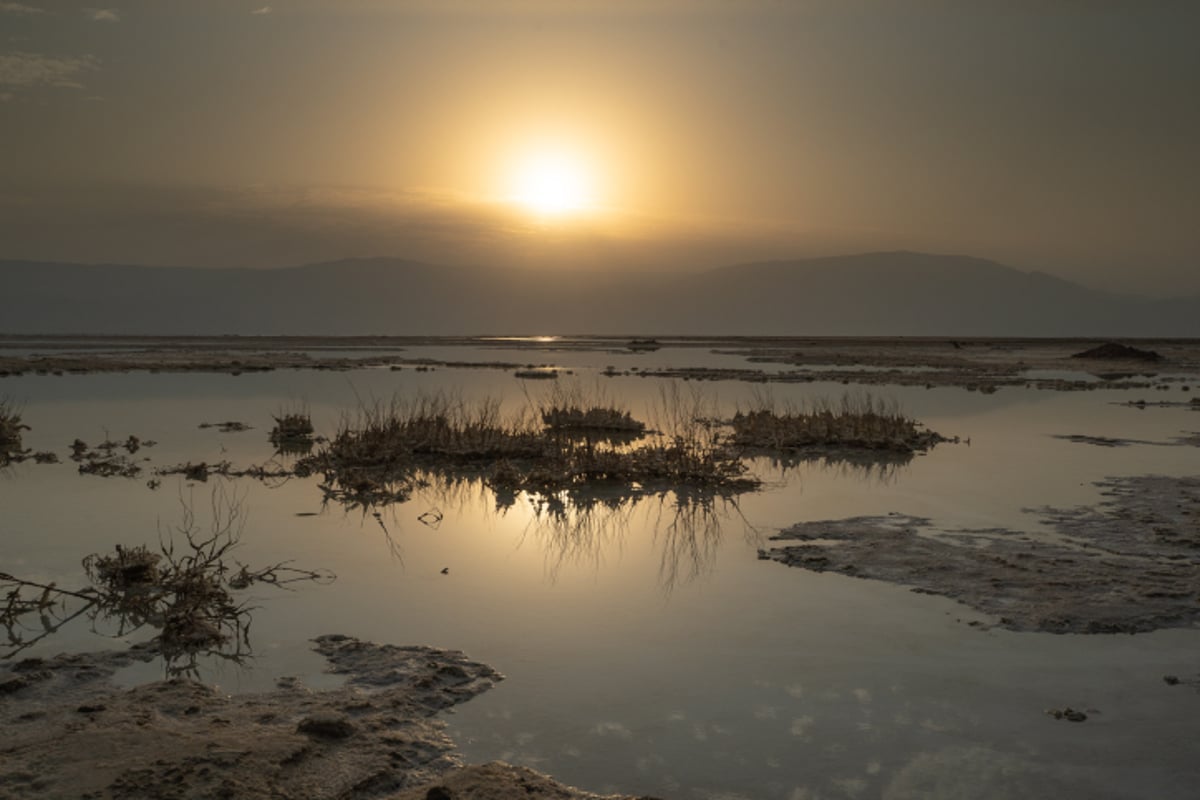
[761,475,1200,634]
[0,635,649,799]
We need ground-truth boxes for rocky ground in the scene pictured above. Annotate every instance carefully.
[0,635,651,800]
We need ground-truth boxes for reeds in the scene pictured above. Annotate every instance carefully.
[298,392,543,506]
[325,392,545,464]
[300,386,758,508]
[536,381,646,435]
[731,391,943,453]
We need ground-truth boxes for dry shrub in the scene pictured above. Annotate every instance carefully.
[302,386,758,508]
[536,381,646,435]
[2,486,333,676]
[731,390,944,453]
[0,398,29,464]
[298,392,543,507]
[270,403,315,450]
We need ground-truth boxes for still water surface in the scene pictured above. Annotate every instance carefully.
[1,345,1197,799]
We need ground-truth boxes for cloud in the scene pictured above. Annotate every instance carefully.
[0,2,44,14]
[88,8,119,22]
[0,52,97,89]
[251,6,271,14]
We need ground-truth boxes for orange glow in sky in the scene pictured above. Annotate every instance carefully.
[2,2,1197,292]
[504,147,600,218]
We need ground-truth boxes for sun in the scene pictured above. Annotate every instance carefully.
[507,149,596,217]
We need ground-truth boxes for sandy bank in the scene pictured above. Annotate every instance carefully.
[0,636,652,800]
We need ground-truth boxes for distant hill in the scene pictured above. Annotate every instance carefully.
[1,252,1196,336]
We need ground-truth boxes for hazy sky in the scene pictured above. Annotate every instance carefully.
[2,1,1198,294]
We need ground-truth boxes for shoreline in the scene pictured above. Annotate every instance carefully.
[2,335,1198,392]
[0,635,652,800]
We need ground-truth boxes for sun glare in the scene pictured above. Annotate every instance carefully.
[507,149,596,217]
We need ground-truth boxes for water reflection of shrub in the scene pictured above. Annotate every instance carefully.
[753,450,914,486]
[0,486,333,677]
[512,486,755,591]
[519,491,638,580]
[652,491,746,592]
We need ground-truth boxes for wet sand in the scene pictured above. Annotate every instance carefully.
[0,636,649,800]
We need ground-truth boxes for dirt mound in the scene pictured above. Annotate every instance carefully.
[1070,342,1162,362]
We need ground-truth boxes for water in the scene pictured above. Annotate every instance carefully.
[1,348,1198,799]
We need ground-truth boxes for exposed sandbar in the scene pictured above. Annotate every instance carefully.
[0,635,648,799]
[2,336,1198,392]
[760,475,1200,634]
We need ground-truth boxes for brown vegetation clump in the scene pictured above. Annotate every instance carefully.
[84,544,163,595]
[297,393,546,507]
[0,403,26,445]
[67,433,155,477]
[731,392,944,453]
[1,487,333,675]
[500,383,756,497]
[514,368,559,380]
[0,399,30,465]
[270,407,315,444]
[199,420,253,433]
[327,394,545,464]
[541,405,645,434]
[537,382,646,435]
[0,402,59,467]
[300,388,758,508]
[547,436,751,489]
[154,460,293,483]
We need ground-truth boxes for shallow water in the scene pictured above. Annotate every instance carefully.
[2,345,1198,799]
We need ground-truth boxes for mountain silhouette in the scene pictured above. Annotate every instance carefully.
[1,252,1195,336]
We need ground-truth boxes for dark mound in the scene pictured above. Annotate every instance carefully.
[1071,342,1162,362]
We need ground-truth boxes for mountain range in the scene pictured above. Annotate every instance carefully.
[1,251,1196,337]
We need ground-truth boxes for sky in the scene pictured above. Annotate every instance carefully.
[2,0,1198,295]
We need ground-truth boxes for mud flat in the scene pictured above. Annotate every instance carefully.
[760,475,1200,634]
[1051,432,1200,448]
[2,335,1198,391]
[649,337,1200,391]
[0,635,648,800]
